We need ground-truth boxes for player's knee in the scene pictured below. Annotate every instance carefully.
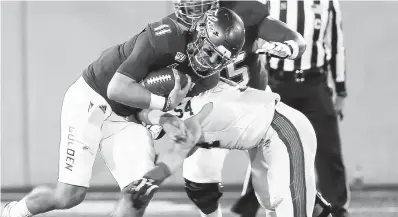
[184,178,223,215]
[54,183,87,209]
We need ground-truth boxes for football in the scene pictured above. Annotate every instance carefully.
[141,67,189,97]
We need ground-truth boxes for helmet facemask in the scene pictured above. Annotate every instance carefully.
[187,15,235,78]
[173,0,219,25]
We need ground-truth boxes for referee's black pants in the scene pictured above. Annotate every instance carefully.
[232,73,349,216]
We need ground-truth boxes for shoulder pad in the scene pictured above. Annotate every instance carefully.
[225,1,269,27]
[146,17,185,55]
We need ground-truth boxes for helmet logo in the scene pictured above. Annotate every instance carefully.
[174,52,187,62]
[205,9,219,35]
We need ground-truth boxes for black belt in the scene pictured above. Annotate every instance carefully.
[269,65,327,83]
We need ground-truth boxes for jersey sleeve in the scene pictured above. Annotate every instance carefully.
[328,0,347,96]
[116,30,157,82]
[146,17,182,56]
[227,0,270,27]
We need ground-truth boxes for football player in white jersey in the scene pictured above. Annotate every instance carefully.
[136,81,318,217]
[167,1,311,217]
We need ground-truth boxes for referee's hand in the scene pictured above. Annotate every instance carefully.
[334,96,345,120]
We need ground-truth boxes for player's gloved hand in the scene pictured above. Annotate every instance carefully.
[159,102,213,147]
[122,177,159,209]
[159,113,189,143]
[256,41,297,59]
[163,69,192,111]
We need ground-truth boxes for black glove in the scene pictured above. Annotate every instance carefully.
[122,178,159,209]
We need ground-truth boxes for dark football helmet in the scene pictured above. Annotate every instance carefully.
[187,7,246,78]
[173,0,219,25]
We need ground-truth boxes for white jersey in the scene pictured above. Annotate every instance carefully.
[190,82,280,150]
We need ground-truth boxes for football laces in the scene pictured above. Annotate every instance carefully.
[146,75,172,85]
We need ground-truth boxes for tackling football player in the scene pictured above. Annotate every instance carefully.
[170,2,332,217]
[160,1,307,217]
[135,80,318,217]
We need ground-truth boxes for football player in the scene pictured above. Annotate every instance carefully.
[1,7,245,217]
[170,2,333,217]
[161,1,308,217]
[135,80,318,217]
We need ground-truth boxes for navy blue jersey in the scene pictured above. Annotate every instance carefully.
[82,1,270,116]
[219,0,270,90]
[82,17,217,116]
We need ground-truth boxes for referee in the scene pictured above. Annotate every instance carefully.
[232,0,349,217]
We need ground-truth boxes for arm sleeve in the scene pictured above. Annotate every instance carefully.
[328,0,347,96]
[116,30,157,82]
[117,17,180,82]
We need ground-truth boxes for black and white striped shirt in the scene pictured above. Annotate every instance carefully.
[266,0,346,95]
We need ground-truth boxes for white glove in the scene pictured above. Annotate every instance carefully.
[256,40,299,60]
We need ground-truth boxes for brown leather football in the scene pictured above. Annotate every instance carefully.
[141,67,188,97]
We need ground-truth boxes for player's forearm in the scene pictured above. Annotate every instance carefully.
[330,51,347,96]
[137,109,167,125]
[108,72,166,110]
[108,81,151,109]
[258,16,306,59]
[160,145,190,174]
[144,143,192,184]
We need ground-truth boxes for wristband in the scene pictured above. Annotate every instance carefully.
[162,97,172,112]
[143,162,172,185]
[149,93,166,110]
[284,40,299,60]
